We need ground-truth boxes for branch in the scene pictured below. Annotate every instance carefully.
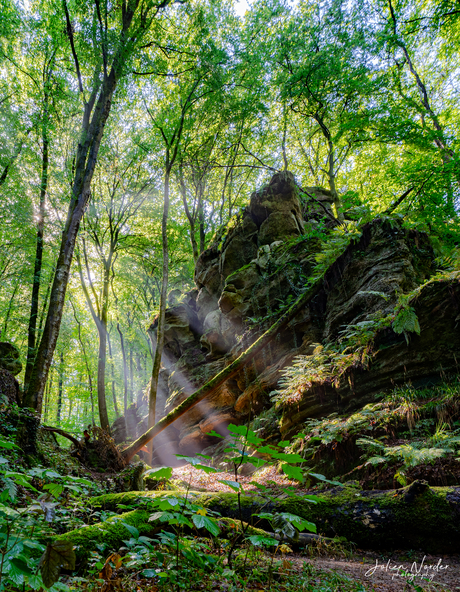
[62,0,84,94]
[41,426,82,448]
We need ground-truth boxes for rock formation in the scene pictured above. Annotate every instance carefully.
[0,342,22,406]
[119,171,460,463]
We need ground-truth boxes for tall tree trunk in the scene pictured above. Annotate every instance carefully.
[107,330,119,417]
[43,364,54,424]
[56,351,64,424]
[70,298,96,425]
[24,106,49,392]
[23,31,126,414]
[129,347,134,404]
[136,354,143,406]
[314,113,344,221]
[96,263,111,431]
[1,275,21,339]
[77,248,111,432]
[117,323,129,416]
[178,166,199,262]
[148,164,170,458]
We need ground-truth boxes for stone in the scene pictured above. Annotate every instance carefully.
[0,342,22,376]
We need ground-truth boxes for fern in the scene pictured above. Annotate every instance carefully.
[392,306,420,344]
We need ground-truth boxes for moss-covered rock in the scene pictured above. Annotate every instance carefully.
[55,509,154,561]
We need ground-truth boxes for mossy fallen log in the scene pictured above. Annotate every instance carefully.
[82,480,460,553]
[54,506,267,562]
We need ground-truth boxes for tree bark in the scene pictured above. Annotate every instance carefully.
[147,165,171,459]
[117,323,129,416]
[24,104,49,392]
[122,276,323,463]
[107,330,119,417]
[22,0,154,414]
[56,351,64,424]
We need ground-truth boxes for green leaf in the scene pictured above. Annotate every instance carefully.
[271,452,304,463]
[0,502,19,516]
[144,467,173,479]
[247,535,278,547]
[122,523,139,538]
[43,483,64,499]
[175,455,200,466]
[195,464,218,474]
[309,473,342,486]
[39,540,76,588]
[192,514,220,536]
[218,479,242,492]
[9,557,34,576]
[142,569,157,577]
[0,437,18,449]
[207,430,224,439]
[282,464,304,482]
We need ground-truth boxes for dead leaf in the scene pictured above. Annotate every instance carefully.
[39,539,76,588]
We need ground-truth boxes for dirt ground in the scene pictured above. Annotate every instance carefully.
[296,552,460,591]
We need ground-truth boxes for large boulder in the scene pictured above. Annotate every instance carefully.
[144,171,460,457]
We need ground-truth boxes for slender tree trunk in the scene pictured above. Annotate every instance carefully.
[70,298,96,426]
[43,364,54,423]
[314,113,344,221]
[107,330,119,417]
[129,347,134,404]
[24,107,49,392]
[1,275,21,339]
[136,354,143,406]
[148,164,171,458]
[23,65,120,415]
[95,263,111,432]
[56,351,64,424]
[178,166,199,262]
[117,323,129,416]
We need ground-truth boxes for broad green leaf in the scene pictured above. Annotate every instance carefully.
[0,438,18,449]
[218,479,242,492]
[175,455,200,466]
[142,569,157,577]
[0,502,19,517]
[195,464,218,474]
[144,466,173,479]
[270,452,304,463]
[192,514,220,536]
[309,473,342,486]
[122,523,139,538]
[282,464,304,482]
[43,483,64,498]
[247,535,278,547]
[9,557,34,576]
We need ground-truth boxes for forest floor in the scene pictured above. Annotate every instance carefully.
[169,465,460,592]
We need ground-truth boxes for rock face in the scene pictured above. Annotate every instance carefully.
[137,171,460,460]
[0,369,21,406]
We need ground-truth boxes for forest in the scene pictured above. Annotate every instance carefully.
[0,0,460,589]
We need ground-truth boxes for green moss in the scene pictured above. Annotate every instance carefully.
[55,509,154,560]
[86,484,459,551]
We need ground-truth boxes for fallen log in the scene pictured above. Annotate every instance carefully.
[121,275,325,463]
[59,480,460,555]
